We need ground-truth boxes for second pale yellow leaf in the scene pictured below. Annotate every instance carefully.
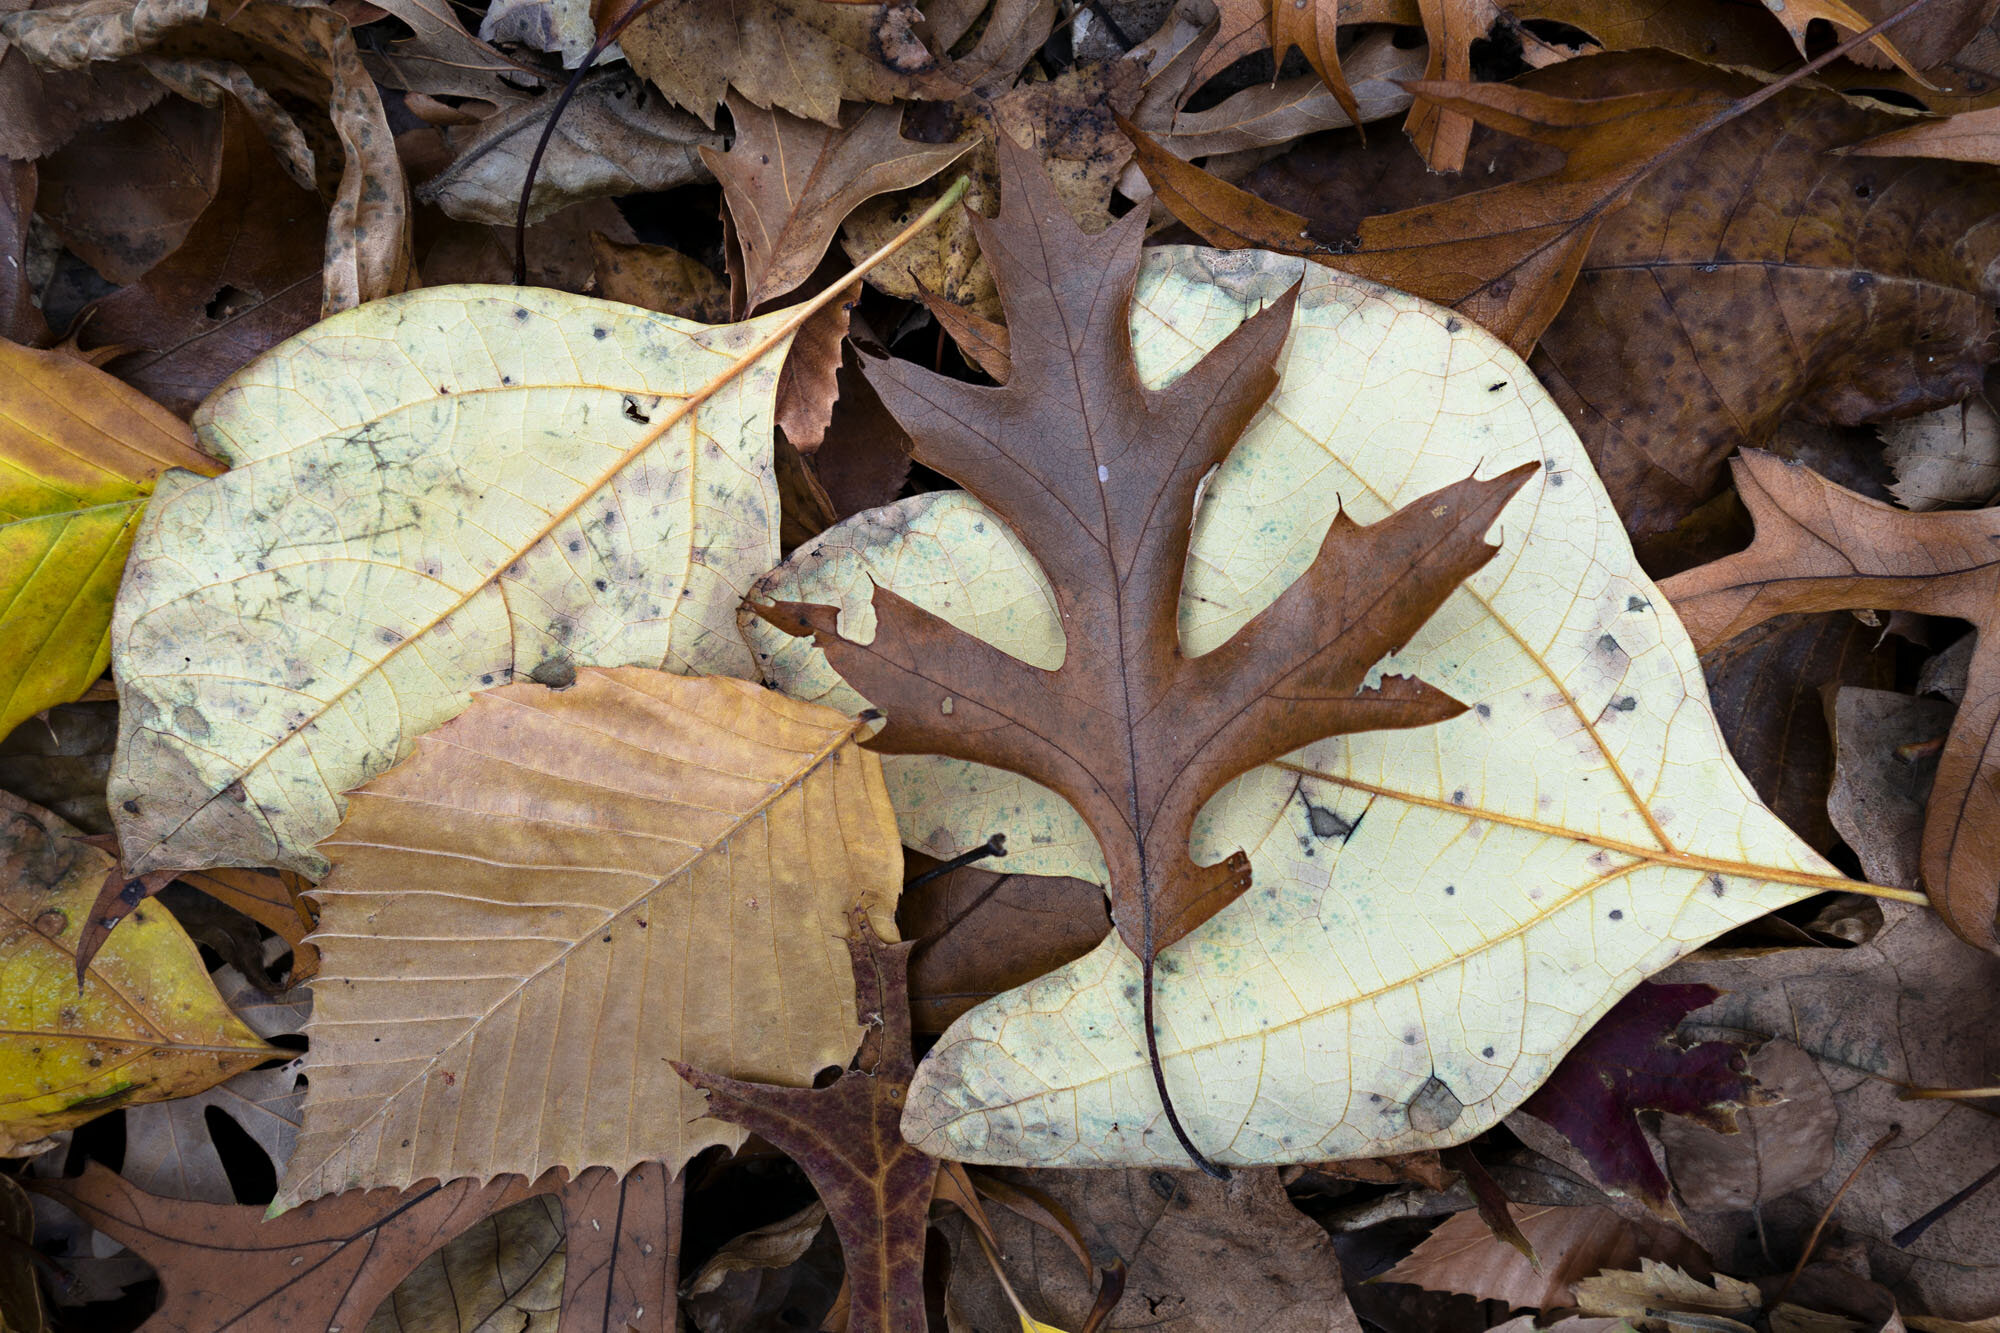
[278,668,901,1207]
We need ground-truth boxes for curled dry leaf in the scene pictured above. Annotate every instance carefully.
[0,336,222,742]
[1847,103,2000,164]
[755,240,1845,1170]
[704,94,967,312]
[1881,396,2000,510]
[418,69,720,227]
[1661,451,2000,948]
[106,283,805,878]
[0,790,272,1156]
[277,669,901,1206]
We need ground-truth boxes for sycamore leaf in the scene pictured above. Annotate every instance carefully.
[1517,982,1756,1216]
[756,138,1530,1169]
[675,912,938,1333]
[106,284,801,879]
[1659,451,2000,949]
[0,338,221,741]
[0,791,271,1156]
[752,242,1847,1169]
[278,668,901,1206]
[704,94,969,312]
[34,1164,555,1333]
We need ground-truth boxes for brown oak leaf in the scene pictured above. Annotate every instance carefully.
[757,134,1534,1171]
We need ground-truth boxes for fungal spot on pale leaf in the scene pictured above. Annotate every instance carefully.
[747,249,1843,1168]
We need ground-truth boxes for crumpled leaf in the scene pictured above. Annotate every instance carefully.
[0,0,410,311]
[83,97,324,415]
[1517,982,1758,1215]
[704,94,967,312]
[1881,396,2000,510]
[0,790,272,1156]
[33,96,221,285]
[620,0,947,127]
[478,0,594,67]
[0,336,222,742]
[418,69,720,227]
[1378,1204,1711,1312]
[675,914,938,1333]
[279,668,901,1206]
[758,239,1844,1168]
[0,0,165,161]
[1825,686,1955,891]
[34,1163,557,1332]
[760,139,1531,1168]
[105,282,808,878]
[1661,451,2000,948]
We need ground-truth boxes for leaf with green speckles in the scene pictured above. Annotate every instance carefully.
[750,243,1853,1170]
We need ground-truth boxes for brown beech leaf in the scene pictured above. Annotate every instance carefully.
[1517,982,1757,1217]
[759,134,1535,1170]
[34,1163,555,1333]
[1378,1203,1711,1312]
[674,913,937,1333]
[1660,451,2000,948]
[83,99,326,415]
[705,94,968,312]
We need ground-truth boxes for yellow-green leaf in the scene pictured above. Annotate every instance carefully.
[750,248,1853,1168]
[106,285,800,878]
[0,789,272,1155]
[0,339,220,741]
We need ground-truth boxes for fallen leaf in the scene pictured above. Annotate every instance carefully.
[363,0,541,102]
[683,1201,840,1333]
[1378,1204,1710,1311]
[759,241,1848,1168]
[0,2,164,161]
[1406,0,1484,172]
[675,913,937,1333]
[418,196,628,293]
[802,345,913,519]
[1191,0,1419,91]
[620,0,947,127]
[1664,905,2000,1319]
[555,1162,680,1333]
[899,854,1110,1033]
[1825,687,1956,892]
[32,96,222,285]
[772,282,856,450]
[0,1175,41,1333]
[1881,396,2000,510]
[0,335,223,742]
[34,1162,557,1332]
[590,234,732,323]
[1847,103,2000,163]
[0,790,272,1155]
[1760,0,1931,79]
[478,0,595,67]
[759,138,1532,1166]
[418,68,719,226]
[83,98,324,416]
[704,95,967,312]
[1499,0,1797,67]
[1660,451,2000,946]
[1573,1261,1763,1327]
[365,1193,564,1333]
[174,866,317,980]
[104,278,824,877]
[0,0,411,310]
[940,1166,1361,1332]
[0,159,42,345]
[1656,1039,1839,1215]
[279,668,901,1206]
[0,699,117,833]
[1518,983,1759,1215]
[1701,614,1897,856]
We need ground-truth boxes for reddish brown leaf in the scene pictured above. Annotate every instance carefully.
[85,100,324,416]
[1192,0,1420,91]
[0,159,43,345]
[33,1164,555,1333]
[674,913,938,1333]
[805,345,914,520]
[1378,1203,1711,1312]
[35,97,222,285]
[1661,450,2000,948]
[1518,982,1756,1217]
[759,134,1534,1169]
[775,282,857,451]
[557,1163,681,1333]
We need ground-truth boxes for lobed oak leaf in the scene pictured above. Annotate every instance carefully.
[757,135,1534,1168]
[674,912,938,1333]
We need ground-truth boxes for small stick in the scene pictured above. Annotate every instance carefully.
[1770,1124,1899,1308]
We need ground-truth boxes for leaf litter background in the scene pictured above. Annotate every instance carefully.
[3,0,2000,1330]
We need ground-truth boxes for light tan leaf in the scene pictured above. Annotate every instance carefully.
[591,235,732,323]
[1380,1205,1711,1312]
[106,284,803,878]
[0,790,272,1156]
[751,247,1847,1168]
[1881,397,2000,511]
[277,668,902,1206]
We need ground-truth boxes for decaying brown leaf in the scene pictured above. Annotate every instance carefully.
[589,234,732,323]
[1825,686,1957,892]
[1379,1203,1711,1312]
[1662,451,2000,947]
[1881,395,2000,510]
[761,135,1532,1169]
[33,96,221,285]
[280,669,902,1206]
[1655,1039,1839,1215]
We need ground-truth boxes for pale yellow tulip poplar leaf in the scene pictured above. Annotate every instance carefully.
[750,247,1850,1168]
[0,339,221,742]
[0,789,273,1155]
[277,667,901,1207]
[105,284,798,879]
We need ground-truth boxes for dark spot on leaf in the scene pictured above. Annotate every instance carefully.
[1611,696,1637,711]
[1609,909,1624,920]
[1475,703,1491,718]
[1487,381,1508,392]
[1482,1045,1495,1058]
[1304,799,1357,841]
[1445,316,1463,333]
[1444,884,1456,896]
[1627,596,1650,612]
[623,396,651,424]
[593,326,608,339]
[121,800,139,814]
[594,578,607,591]
[530,658,577,689]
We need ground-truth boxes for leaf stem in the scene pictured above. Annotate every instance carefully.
[1144,951,1229,1179]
